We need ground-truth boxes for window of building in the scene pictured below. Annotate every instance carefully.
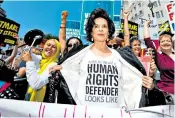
[153,1,158,7]
[134,6,136,10]
[158,0,161,6]
[138,3,141,7]
[160,10,164,17]
[148,14,150,17]
[139,10,143,15]
[156,11,160,18]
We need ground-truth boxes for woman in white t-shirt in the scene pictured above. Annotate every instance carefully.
[49,8,154,109]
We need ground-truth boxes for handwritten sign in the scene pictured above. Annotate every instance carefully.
[0,16,20,45]
[165,3,175,34]
[0,99,173,117]
[138,18,158,40]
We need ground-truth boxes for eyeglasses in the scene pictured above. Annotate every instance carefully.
[107,44,119,49]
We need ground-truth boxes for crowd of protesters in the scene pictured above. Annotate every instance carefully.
[0,8,174,109]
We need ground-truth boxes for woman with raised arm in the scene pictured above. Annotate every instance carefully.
[58,11,83,60]
[144,20,174,103]
[58,11,68,55]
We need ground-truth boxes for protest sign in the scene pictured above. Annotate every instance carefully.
[66,20,80,39]
[120,19,138,38]
[158,21,171,34]
[0,16,20,45]
[165,3,175,34]
[0,99,173,118]
[138,18,158,40]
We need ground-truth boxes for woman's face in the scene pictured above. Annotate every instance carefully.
[67,38,80,52]
[43,40,57,57]
[131,40,141,56]
[159,36,172,52]
[91,17,109,42]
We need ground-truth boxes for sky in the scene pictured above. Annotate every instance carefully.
[1,0,122,47]
[2,1,82,37]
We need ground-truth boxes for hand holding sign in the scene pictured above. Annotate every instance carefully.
[61,11,68,21]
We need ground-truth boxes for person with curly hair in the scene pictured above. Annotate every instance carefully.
[48,8,152,109]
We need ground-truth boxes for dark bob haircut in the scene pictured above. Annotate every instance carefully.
[85,8,115,42]
[129,36,141,48]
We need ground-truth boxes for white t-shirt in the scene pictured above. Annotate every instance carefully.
[76,49,123,108]
[61,45,143,109]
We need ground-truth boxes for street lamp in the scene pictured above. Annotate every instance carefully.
[148,0,154,17]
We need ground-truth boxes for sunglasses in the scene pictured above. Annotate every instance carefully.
[107,44,119,49]
[67,43,78,48]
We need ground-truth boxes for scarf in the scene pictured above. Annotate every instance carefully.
[26,39,61,102]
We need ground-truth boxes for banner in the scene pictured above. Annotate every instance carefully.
[66,20,80,39]
[0,99,174,117]
[0,16,20,45]
[165,3,175,34]
[120,19,138,37]
[138,18,158,40]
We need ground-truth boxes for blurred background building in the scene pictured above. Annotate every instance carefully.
[123,0,172,27]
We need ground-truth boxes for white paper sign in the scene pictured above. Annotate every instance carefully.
[138,18,159,40]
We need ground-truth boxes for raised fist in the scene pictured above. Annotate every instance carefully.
[123,10,130,18]
[61,11,68,20]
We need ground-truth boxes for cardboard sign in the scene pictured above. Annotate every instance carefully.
[0,16,20,45]
[165,3,175,34]
[120,19,138,37]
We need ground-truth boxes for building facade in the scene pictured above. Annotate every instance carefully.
[123,0,172,26]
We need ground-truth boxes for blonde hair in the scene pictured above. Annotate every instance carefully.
[159,34,172,43]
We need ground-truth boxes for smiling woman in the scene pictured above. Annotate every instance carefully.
[22,39,61,102]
